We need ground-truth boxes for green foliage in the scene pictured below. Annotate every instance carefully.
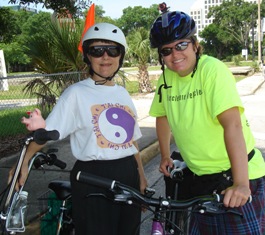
[25,16,84,74]
[199,23,241,60]
[251,61,259,72]
[232,55,242,66]
[127,28,151,64]
[116,5,159,35]
[127,27,153,92]
[0,42,31,66]
[8,0,90,18]
[207,0,257,49]
[0,7,20,43]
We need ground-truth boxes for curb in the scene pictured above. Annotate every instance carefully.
[141,141,160,166]
[236,73,265,96]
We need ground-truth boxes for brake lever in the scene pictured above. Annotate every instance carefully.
[195,201,243,218]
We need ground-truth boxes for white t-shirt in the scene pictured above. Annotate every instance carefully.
[46,78,142,161]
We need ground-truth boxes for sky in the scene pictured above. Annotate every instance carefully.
[0,0,196,18]
[94,0,196,18]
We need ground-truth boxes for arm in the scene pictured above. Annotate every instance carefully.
[133,141,147,194]
[9,109,46,190]
[9,141,45,191]
[156,116,173,177]
[217,107,251,207]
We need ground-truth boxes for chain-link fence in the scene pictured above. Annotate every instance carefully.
[0,71,126,157]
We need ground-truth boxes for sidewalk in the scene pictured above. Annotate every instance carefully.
[0,71,264,234]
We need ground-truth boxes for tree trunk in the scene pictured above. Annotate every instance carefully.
[137,64,153,93]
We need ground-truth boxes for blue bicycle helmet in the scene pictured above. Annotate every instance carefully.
[150,11,196,48]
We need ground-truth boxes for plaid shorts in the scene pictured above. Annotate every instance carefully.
[189,176,265,235]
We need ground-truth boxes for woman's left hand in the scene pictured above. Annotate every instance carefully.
[221,184,251,207]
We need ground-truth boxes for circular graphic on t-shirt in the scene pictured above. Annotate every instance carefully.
[91,104,136,149]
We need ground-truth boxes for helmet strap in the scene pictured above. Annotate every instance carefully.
[158,59,172,103]
[191,54,200,78]
[93,67,120,85]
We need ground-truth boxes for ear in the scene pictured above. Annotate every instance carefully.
[83,53,91,65]
[193,42,199,53]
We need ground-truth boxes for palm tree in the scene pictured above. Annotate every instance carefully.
[23,17,86,112]
[127,27,153,93]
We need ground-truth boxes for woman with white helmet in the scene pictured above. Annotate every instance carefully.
[17,22,147,235]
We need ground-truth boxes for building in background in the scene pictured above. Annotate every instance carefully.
[4,5,37,13]
[190,0,263,41]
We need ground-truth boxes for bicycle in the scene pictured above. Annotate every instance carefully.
[40,180,74,235]
[76,171,252,235]
[0,128,68,235]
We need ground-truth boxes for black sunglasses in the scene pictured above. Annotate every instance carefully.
[160,41,192,56]
[87,46,121,58]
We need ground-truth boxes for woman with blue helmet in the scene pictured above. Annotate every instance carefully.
[149,8,265,234]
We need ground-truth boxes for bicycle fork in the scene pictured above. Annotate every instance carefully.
[151,211,174,235]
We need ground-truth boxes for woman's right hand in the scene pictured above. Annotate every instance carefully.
[159,157,173,177]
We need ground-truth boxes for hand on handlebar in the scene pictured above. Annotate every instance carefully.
[221,184,251,208]
[159,157,173,177]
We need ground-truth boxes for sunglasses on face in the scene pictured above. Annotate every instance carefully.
[160,41,192,56]
[87,46,121,58]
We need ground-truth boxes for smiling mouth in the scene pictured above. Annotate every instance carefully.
[101,62,112,65]
[173,58,184,64]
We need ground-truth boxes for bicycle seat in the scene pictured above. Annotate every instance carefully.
[48,180,71,201]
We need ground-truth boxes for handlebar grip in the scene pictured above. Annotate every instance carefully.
[215,194,252,203]
[53,158,67,169]
[33,129,60,145]
[76,171,116,190]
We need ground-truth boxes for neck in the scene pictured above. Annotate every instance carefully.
[91,75,115,86]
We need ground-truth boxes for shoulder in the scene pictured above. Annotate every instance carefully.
[199,55,227,69]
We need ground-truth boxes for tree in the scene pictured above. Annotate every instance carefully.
[0,7,20,43]
[208,0,258,49]
[127,27,152,93]
[199,23,241,60]
[0,10,52,72]
[116,5,159,35]
[8,0,91,17]
[0,42,31,71]
[23,18,85,111]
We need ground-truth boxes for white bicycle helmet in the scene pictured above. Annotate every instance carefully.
[82,23,127,84]
[82,22,128,49]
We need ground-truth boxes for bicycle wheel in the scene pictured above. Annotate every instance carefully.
[168,210,190,235]
[164,152,190,235]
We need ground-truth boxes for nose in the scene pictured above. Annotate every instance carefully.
[171,47,180,56]
[102,51,109,58]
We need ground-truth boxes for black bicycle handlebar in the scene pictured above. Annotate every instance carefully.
[76,171,252,213]
[33,128,60,145]
[76,171,116,189]
[75,171,212,209]
[33,152,67,170]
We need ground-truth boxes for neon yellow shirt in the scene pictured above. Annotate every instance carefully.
[149,55,265,179]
